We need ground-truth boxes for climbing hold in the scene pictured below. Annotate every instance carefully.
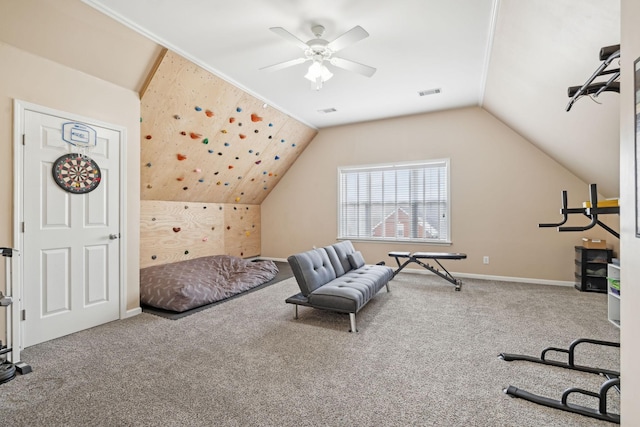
[177,177,185,181]
[227,226,231,230]
[228,165,234,169]
[245,231,251,237]
[184,206,189,209]
[184,250,189,255]
[251,113,263,122]
[229,117,236,123]
[236,107,242,112]
[224,182,229,186]
[146,162,152,167]
[183,187,188,190]
[205,110,214,117]
[152,218,156,221]
[235,197,241,202]
[224,142,230,147]
[268,123,273,127]
[254,130,259,133]
[180,131,187,136]
[145,135,152,140]
[198,178,204,183]
[218,152,223,156]
[195,106,202,111]
[268,136,272,139]
[235,156,239,160]
[208,149,214,153]
[221,129,228,134]
[202,138,209,144]
[281,139,285,143]
[240,252,244,257]
[140,117,143,122]
[147,184,152,189]
[151,255,157,260]
[214,171,219,175]
[292,143,296,147]
[249,149,253,153]
[238,122,243,126]
[255,160,261,165]
[237,176,242,179]
[190,132,202,139]
[194,168,201,173]
[202,237,208,242]
[274,155,280,160]
[269,173,273,177]
[177,154,187,160]
[239,134,246,139]
[174,114,181,120]
[255,152,260,155]
[216,181,221,185]
[173,227,181,232]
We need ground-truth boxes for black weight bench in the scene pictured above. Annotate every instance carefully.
[388,251,467,291]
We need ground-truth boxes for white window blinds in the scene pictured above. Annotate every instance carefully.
[338,159,450,243]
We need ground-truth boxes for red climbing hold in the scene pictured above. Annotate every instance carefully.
[190,132,202,139]
[251,113,263,122]
[145,135,152,140]
[228,165,234,169]
[173,227,181,232]
[177,177,185,181]
[239,134,246,139]
[205,110,214,117]
[177,154,187,160]
[229,117,236,123]
[255,160,261,165]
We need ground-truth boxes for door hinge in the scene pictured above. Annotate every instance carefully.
[21,222,25,233]
[21,309,26,321]
[22,134,25,145]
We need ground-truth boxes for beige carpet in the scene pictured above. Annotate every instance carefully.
[0,273,620,426]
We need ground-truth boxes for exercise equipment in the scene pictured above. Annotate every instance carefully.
[499,338,620,424]
[539,183,619,239]
[388,251,466,290]
[566,44,620,112]
[1,247,31,383]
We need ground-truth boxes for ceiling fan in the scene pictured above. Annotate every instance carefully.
[260,24,376,90]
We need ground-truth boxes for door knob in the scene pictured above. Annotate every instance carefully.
[109,234,120,240]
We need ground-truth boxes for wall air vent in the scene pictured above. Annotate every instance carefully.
[318,108,337,113]
[418,88,442,97]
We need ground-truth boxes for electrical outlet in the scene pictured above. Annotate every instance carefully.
[483,256,489,264]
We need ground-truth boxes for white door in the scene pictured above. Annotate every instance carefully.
[21,109,121,347]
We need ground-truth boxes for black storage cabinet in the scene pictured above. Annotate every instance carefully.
[574,246,613,293]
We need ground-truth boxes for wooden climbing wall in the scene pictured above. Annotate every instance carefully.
[140,50,317,264]
[140,50,317,205]
[140,200,261,268]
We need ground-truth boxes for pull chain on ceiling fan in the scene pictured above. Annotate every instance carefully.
[260,24,376,90]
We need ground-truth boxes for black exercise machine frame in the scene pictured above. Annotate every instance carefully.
[539,183,619,239]
[566,44,620,112]
[388,251,466,291]
[499,338,620,424]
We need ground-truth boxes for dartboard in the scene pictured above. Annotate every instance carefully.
[52,154,102,194]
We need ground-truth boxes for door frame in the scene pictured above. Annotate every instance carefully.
[11,99,128,362]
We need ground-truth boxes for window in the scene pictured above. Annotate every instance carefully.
[338,159,450,243]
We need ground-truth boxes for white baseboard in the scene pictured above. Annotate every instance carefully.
[125,307,142,318]
[398,267,574,287]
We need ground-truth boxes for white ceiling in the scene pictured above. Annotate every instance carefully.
[82,0,498,129]
[1,0,620,197]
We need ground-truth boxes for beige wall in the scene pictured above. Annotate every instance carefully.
[0,42,141,315]
[262,106,618,283]
[620,0,640,423]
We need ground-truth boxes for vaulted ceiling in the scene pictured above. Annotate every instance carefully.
[0,0,621,196]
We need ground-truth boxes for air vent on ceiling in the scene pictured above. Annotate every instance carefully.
[418,88,441,97]
[318,108,337,114]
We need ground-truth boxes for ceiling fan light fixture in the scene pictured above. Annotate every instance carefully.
[304,60,333,83]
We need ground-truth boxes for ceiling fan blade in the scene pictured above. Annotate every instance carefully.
[269,27,309,50]
[327,25,369,52]
[330,57,376,77]
[260,57,308,72]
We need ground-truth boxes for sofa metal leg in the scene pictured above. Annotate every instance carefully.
[349,313,358,333]
[386,282,390,292]
[294,305,299,319]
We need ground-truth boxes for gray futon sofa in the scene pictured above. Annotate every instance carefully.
[286,240,394,332]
